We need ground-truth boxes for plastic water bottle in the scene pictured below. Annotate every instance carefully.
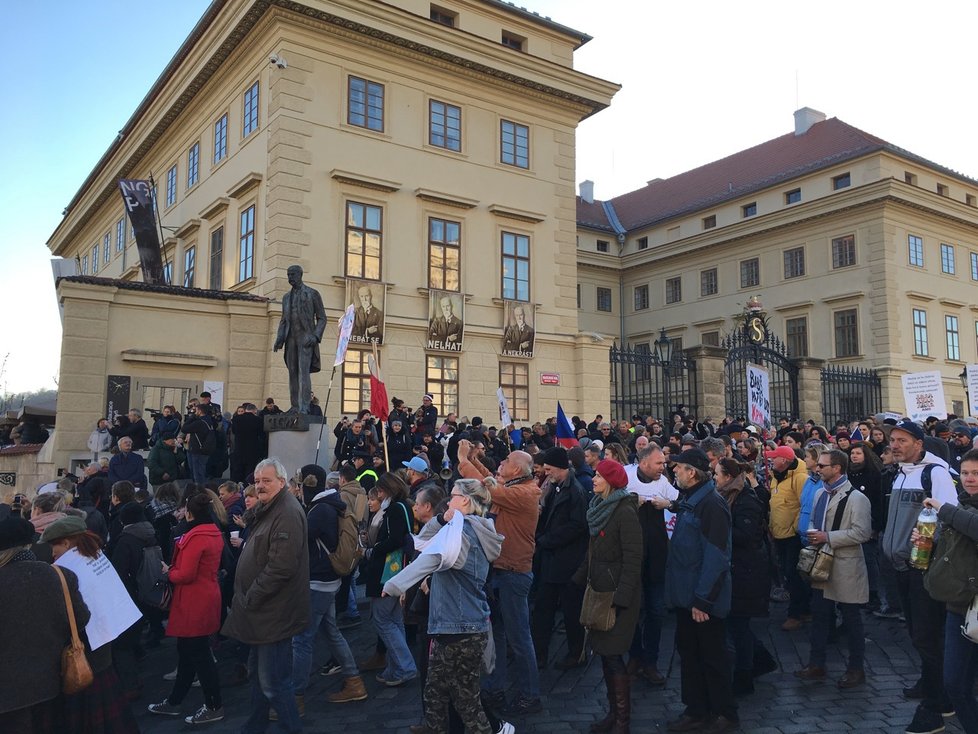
[909,507,938,570]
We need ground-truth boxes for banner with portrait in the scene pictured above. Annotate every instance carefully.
[346,279,386,346]
[426,291,464,352]
[501,301,535,358]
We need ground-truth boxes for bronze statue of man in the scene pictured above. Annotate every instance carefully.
[273,265,326,414]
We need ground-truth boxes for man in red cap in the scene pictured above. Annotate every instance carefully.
[764,444,810,631]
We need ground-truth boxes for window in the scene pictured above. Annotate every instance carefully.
[742,202,757,218]
[832,235,856,268]
[972,252,978,281]
[740,257,759,288]
[576,283,581,308]
[905,171,917,185]
[702,331,720,347]
[243,81,259,137]
[785,188,802,205]
[784,316,808,359]
[634,343,651,380]
[783,246,805,279]
[499,362,529,421]
[500,120,529,168]
[429,100,461,151]
[832,172,851,190]
[637,236,648,250]
[912,309,929,356]
[670,336,684,353]
[501,231,530,301]
[968,194,977,207]
[430,5,456,26]
[941,243,956,274]
[634,284,649,311]
[834,309,858,357]
[348,76,384,131]
[665,276,682,304]
[209,227,224,290]
[596,240,609,253]
[165,164,177,207]
[81,254,88,274]
[428,217,460,291]
[702,215,716,229]
[501,32,524,51]
[342,350,371,413]
[238,205,255,282]
[163,261,173,284]
[700,268,718,296]
[91,244,99,274]
[187,142,200,188]
[596,287,612,312]
[426,356,458,417]
[937,183,949,197]
[103,233,110,265]
[116,217,125,253]
[214,114,228,163]
[947,315,961,360]
[345,202,382,280]
[909,234,924,267]
[183,246,196,288]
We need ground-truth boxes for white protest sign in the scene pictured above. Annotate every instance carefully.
[56,548,142,650]
[747,364,771,429]
[967,364,978,417]
[496,387,512,428]
[902,370,947,422]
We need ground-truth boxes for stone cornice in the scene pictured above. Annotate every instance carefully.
[228,171,263,199]
[415,188,478,209]
[331,169,401,193]
[488,204,545,223]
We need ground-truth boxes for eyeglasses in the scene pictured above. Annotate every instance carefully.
[815,463,832,468]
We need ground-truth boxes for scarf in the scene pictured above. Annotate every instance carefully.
[586,488,631,537]
[31,511,66,534]
[716,476,744,507]
[220,492,242,511]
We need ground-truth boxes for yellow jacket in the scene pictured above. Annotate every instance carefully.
[768,460,807,539]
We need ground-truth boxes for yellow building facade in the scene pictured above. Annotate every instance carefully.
[47,0,619,470]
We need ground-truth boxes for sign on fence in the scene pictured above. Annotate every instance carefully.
[747,363,771,429]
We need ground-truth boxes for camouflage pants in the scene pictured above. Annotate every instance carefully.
[423,633,491,734]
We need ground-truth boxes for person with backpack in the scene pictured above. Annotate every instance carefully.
[182,404,216,484]
[291,465,368,712]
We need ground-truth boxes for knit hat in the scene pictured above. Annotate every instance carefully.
[672,448,711,474]
[300,464,327,492]
[595,459,628,490]
[949,419,971,435]
[0,515,36,551]
[120,502,146,526]
[890,419,925,441]
[542,447,569,470]
[40,515,88,544]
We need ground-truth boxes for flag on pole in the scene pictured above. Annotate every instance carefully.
[334,304,356,367]
[556,402,576,448]
[368,345,389,421]
[497,387,512,428]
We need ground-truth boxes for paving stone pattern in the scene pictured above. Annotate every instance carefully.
[132,600,964,734]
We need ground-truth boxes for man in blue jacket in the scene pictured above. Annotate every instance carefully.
[663,448,737,734]
[107,437,146,489]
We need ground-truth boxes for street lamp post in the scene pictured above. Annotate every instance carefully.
[654,327,673,421]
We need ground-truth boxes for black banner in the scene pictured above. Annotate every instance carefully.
[118,179,164,284]
[106,375,131,424]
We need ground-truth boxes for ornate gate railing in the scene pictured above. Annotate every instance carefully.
[609,343,697,421]
[723,329,799,421]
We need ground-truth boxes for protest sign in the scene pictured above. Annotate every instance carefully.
[56,548,141,650]
[747,364,771,429]
[902,370,947,422]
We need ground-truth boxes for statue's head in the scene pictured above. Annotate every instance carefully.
[287,265,303,287]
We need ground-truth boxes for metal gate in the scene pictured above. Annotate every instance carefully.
[821,365,882,427]
[609,343,698,421]
[723,328,798,421]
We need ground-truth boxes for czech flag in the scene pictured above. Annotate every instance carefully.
[368,348,389,422]
[556,402,577,448]
[850,425,864,442]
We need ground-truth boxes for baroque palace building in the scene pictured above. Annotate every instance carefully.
[577,108,978,420]
[46,0,618,469]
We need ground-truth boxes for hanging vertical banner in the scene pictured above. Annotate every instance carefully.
[902,370,947,422]
[347,280,386,346]
[747,364,771,429]
[118,179,164,284]
[334,304,356,366]
[501,301,535,358]
[427,290,464,352]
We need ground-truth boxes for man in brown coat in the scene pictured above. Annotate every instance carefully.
[223,457,309,731]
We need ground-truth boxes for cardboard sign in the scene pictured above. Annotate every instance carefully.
[967,364,978,417]
[747,364,771,429]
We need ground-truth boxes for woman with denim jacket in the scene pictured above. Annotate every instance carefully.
[383,477,503,734]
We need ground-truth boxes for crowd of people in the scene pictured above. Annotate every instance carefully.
[5,398,978,734]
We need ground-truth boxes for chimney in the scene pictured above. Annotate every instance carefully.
[794,107,826,136]
[579,180,594,204]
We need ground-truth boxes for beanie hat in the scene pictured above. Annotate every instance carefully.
[0,515,35,551]
[120,502,146,526]
[300,464,328,492]
[595,459,628,490]
[542,447,569,470]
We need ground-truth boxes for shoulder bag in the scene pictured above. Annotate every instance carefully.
[579,546,616,632]
[381,503,413,584]
[797,492,850,583]
[53,565,94,694]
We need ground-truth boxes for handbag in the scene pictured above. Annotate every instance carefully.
[962,594,978,643]
[797,492,849,583]
[53,565,94,695]
[579,548,616,632]
[380,503,413,584]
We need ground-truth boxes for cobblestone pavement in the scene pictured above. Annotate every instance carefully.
[132,599,964,734]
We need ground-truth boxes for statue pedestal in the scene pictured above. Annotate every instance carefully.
[264,414,330,477]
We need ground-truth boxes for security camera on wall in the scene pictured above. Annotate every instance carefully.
[268,54,287,69]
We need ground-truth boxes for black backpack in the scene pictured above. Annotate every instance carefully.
[136,544,172,609]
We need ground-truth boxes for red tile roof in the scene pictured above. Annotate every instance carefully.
[576,116,974,234]
[0,444,45,456]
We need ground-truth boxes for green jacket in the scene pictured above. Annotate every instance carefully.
[147,441,185,486]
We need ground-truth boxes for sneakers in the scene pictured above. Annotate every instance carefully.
[147,700,181,716]
[185,706,224,726]
[495,723,516,734]
[505,694,542,717]
[906,705,945,734]
[376,672,416,687]
[319,661,343,676]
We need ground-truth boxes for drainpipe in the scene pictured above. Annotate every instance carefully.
[601,201,628,345]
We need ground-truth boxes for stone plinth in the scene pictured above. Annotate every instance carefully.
[265,415,330,476]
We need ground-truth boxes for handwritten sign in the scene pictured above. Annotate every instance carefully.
[747,364,771,429]
[902,370,947,422]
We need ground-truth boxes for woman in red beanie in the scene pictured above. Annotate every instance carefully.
[573,459,642,734]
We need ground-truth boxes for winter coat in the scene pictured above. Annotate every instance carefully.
[535,474,588,584]
[935,492,978,614]
[797,474,822,543]
[726,481,770,618]
[126,419,150,450]
[147,440,185,486]
[0,560,89,715]
[307,490,347,583]
[110,519,157,600]
[363,498,413,597]
[107,451,146,489]
[848,464,885,533]
[87,427,112,454]
[386,428,414,468]
[572,494,643,656]
[810,480,871,604]
[150,415,181,444]
[768,457,807,539]
[222,488,309,645]
[166,523,225,637]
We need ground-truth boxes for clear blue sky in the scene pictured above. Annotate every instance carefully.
[4,0,978,394]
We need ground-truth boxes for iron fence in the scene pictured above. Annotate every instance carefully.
[821,365,882,427]
[609,343,698,421]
